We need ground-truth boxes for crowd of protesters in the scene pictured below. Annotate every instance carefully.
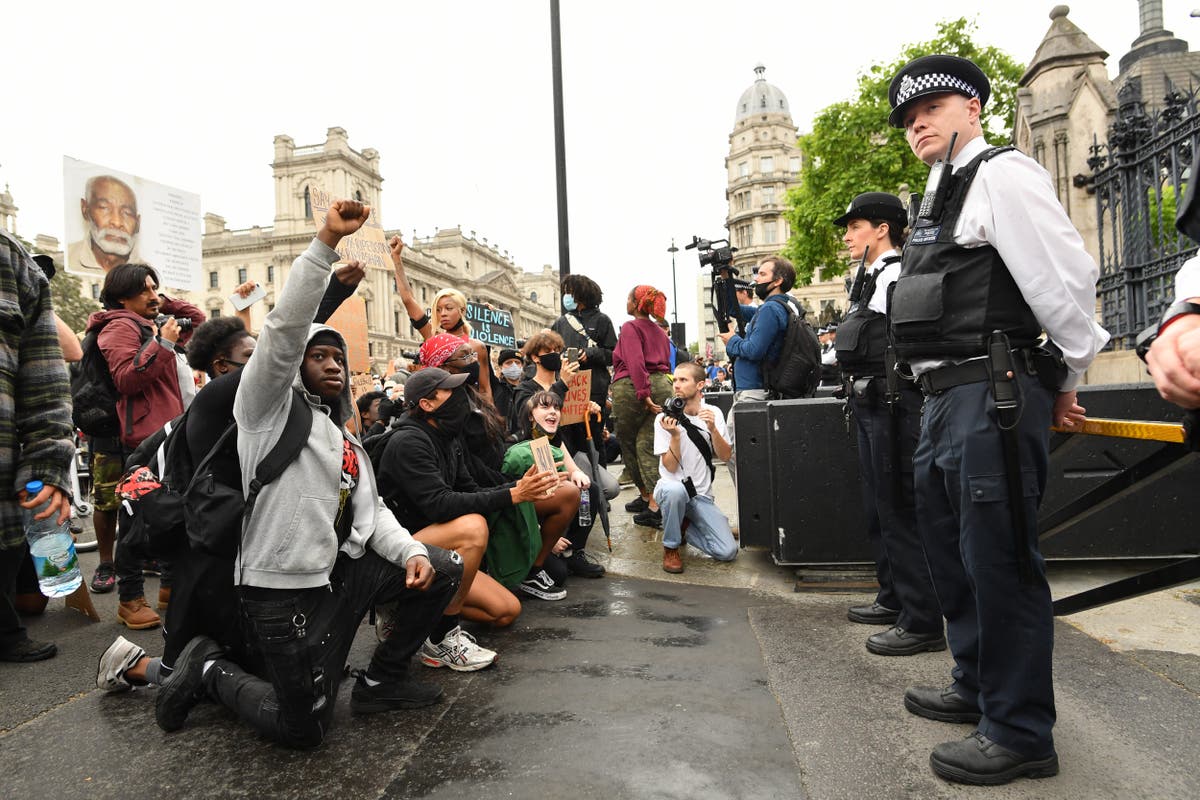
[0,197,748,750]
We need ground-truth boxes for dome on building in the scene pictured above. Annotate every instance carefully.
[734,64,791,123]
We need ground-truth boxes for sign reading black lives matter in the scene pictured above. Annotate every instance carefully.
[466,303,517,348]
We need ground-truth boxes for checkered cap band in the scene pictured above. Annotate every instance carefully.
[896,72,978,106]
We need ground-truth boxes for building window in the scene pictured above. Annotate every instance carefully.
[394,310,401,332]
[91,283,101,300]
[210,308,221,319]
[760,156,774,173]
[355,190,364,202]
[303,187,312,219]
[209,271,219,289]
[790,157,801,174]
[267,265,275,284]
[764,220,777,244]
[237,267,247,284]
[368,341,374,356]
[530,291,538,303]
[762,186,776,207]
[421,287,428,302]
[738,161,749,178]
[364,299,371,322]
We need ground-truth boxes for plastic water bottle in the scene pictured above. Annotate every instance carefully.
[22,480,82,598]
[578,486,592,527]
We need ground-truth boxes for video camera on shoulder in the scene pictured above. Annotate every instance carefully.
[688,234,745,336]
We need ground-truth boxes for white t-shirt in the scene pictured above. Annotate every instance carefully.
[653,401,727,499]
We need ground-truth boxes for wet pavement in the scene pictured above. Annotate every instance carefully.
[2,464,1199,799]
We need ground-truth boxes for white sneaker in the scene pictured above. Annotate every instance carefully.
[419,626,497,672]
[96,635,146,692]
[518,569,567,601]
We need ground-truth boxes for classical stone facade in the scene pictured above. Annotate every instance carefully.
[65,127,558,374]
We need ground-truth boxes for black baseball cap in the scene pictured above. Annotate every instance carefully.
[403,367,469,409]
[887,54,990,128]
[833,192,907,228]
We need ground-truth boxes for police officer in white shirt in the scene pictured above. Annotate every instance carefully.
[1146,256,1200,409]
[652,362,737,574]
[886,55,1108,786]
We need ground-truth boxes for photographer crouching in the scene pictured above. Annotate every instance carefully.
[652,362,738,574]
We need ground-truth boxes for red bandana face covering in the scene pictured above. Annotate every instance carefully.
[420,333,464,368]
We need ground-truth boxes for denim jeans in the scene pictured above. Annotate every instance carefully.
[205,547,461,748]
[653,481,738,561]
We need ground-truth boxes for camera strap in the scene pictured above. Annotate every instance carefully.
[679,416,716,480]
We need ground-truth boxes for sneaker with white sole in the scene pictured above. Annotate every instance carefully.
[419,626,497,671]
[518,568,566,601]
[97,635,146,692]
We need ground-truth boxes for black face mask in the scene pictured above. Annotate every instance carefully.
[538,352,562,372]
[754,280,775,301]
[432,387,472,438]
[463,362,481,386]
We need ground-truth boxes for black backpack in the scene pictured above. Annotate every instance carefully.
[118,389,312,559]
[72,320,154,438]
[762,295,821,399]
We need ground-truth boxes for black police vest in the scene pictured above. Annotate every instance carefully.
[889,147,1041,360]
[835,255,901,377]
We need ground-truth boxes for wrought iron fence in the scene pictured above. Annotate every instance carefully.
[1088,78,1200,349]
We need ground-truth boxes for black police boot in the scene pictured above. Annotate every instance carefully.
[866,626,946,656]
[930,731,1059,785]
[903,685,982,724]
[846,602,899,625]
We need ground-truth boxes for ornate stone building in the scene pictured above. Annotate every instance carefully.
[57,127,558,374]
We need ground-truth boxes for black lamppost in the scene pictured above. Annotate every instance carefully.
[667,239,679,323]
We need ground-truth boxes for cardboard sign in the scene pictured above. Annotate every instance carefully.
[528,436,559,496]
[307,185,390,272]
[560,370,593,426]
[322,294,370,374]
[465,302,516,348]
[346,372,377,436]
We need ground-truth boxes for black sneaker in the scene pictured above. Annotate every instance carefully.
[155,635,223,732]
[633,508,663,528]
[565,549,606,578]
[518,568,567,601]
[350,670,443,714]
[624,496,649,513]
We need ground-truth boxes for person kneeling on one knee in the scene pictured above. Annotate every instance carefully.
[652,362,738,574]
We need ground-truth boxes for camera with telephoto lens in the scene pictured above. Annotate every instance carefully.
[155,314,193,331]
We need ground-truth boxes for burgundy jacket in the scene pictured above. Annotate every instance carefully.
[85,295,205,448]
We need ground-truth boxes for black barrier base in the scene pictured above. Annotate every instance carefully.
[735,384,1199,566]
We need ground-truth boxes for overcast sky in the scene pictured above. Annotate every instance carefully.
[5,1,1195,334]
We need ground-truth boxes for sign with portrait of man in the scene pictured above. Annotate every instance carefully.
[63,156,202,291]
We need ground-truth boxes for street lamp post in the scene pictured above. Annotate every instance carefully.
[667,239,679,323]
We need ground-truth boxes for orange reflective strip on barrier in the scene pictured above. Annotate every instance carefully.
[1051,417,1187,443]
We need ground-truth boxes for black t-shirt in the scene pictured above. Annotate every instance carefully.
[186,371,242,477]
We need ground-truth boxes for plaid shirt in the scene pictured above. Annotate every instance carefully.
[0,230,74,549]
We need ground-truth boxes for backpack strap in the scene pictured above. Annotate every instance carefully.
[243,389,313,523]
[563,312,596,348]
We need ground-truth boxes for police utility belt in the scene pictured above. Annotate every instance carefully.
[914,345,1065,397]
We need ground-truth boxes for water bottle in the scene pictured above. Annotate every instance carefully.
[577,486,592,527]
[22,480,82,597]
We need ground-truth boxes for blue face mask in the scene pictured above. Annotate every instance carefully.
[562,294,577,312]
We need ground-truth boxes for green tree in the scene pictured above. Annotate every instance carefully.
[781,17,1025,285]
[48,269,99,334]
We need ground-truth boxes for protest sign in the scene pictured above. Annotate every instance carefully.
[465,302,516,349]
[323,293,370,374]
[560,370,593,426]
[347,372,377,436]
[529,436,559,495]
[307,185,390,272]
[63,156,202,291]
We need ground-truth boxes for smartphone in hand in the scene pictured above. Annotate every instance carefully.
[229,284,267,311]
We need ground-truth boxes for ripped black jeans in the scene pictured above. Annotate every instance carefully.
[205,547,460,749]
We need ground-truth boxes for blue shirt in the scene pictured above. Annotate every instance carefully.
[724,295,788,390]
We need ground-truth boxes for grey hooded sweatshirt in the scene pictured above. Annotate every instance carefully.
[233,238,427,589]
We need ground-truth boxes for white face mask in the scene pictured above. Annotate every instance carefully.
[501,364,524,381]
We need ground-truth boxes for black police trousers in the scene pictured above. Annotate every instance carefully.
[913,373,1056,757]
[205,547,460,749]
[849,384,941,634]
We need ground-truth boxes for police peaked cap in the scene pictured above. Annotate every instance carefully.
[833,192,907,228]
[887,54,990,128]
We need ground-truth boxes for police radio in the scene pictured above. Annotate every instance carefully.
[847,245,870,306]
[916,131,958,222]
